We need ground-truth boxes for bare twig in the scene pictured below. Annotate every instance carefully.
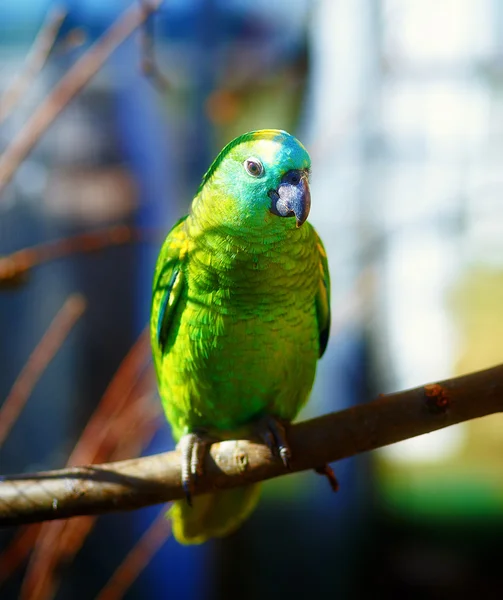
[0,0,163,195]
[0,7,67,124]
[66,328,151,466]
[0,332,151,591]
[0,525,40,585]
[0,363,502,527]
[96,509,171,600]
[18,398,161,600]
[0,225,160,289]
[19,516,96,600]
[17,332,153,600]
[0,294,86,446]
[19,397,161,600]
[138,0,170,90]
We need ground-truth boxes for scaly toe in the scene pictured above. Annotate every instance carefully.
[177,430,213,506]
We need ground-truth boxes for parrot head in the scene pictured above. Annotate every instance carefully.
[195,129,312,230]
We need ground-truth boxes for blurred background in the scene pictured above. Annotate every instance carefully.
[1,0,503,598]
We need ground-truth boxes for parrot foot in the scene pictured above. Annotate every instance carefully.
[315,464,339,493]
[177,431,213,506]
[255,416,291,469]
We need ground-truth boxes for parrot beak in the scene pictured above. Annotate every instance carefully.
[268,169,311,227]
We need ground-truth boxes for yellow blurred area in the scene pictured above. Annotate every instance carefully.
[377,266,503,518]
[451,267,503,466]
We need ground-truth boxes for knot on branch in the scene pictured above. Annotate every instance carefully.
[424,383,450,414]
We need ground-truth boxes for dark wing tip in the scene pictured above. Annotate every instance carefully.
[318,324,330,358]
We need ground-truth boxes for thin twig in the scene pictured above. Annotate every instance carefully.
[0,363,502,527]
[0,525,40,586]
[0,0,163,195]
[138,0,170,90]
[19,398,161,600]
[19,516,95,600]
[0,7,67,124]
[0,332,150,591]
[0,294,86,446]
[66,328,151,466]
[19,399,161,600]
[96,509,171,600]
[0,226,160,290]
[18,332,152,600]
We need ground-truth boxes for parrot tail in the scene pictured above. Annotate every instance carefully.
[168,484,261,545]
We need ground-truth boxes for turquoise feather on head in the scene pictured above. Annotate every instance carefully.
[194,129,312,230]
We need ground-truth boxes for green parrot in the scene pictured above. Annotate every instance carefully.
[150,129,331,544]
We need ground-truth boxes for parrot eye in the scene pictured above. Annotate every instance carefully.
[244,158,264,178]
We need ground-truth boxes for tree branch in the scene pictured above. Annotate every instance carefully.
[1,364,502,527]
[0,226,160,290]
[0,7,67,124]
[0,0,163,196]
[0,294,86,446]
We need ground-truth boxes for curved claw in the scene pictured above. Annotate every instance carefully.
[177,431,213,506]
[255,416,292,469]
[315,464,339,493]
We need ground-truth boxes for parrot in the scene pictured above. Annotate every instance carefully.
[150,129,331,545]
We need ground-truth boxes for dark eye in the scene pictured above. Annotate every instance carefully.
[244,157,264,177]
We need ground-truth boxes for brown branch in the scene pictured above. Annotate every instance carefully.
[66,328,151,466]
[0,332,152,590]
[0,363,502,527]
[138,0,170,91]
[0,294,86,446]
[0,0,163,195]
[96,509,171,600]
[19,396,161,600]
[0,226,160,290]
[0,526,40,585]
[17,399,160,600]
[0,7,67,124]
[16,332,153,599]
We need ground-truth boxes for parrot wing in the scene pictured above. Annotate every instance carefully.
[313,228,331,357]
[151,216,188,354]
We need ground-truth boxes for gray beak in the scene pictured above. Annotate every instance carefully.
[268,169,311,228]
